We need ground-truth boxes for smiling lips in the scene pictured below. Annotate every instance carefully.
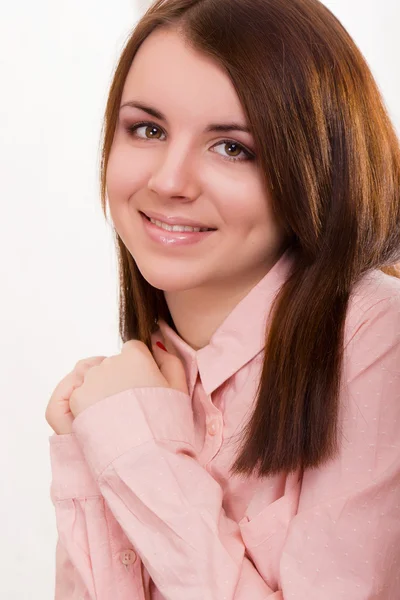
[145,215,213,233]
[140,211,217,246]
[141,210,216,230]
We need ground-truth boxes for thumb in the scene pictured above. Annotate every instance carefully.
[152,341,189,396]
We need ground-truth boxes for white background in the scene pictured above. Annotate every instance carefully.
[0,0,399,597]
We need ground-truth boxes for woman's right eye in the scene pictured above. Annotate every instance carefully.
[125,121,164,140]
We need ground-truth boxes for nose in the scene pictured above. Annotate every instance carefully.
[147,142,200,200]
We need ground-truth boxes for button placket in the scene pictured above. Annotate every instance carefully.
[198,387,224,464]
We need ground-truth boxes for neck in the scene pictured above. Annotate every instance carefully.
[163,259,279,350]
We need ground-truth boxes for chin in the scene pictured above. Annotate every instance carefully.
[134,263,196,292]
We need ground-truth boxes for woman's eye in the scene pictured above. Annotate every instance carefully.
[127,122,164,140]
[212,140,253,162]
[125,121,254,163]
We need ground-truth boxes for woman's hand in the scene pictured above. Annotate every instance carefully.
[68,340,189,419]
[45,356,108,434]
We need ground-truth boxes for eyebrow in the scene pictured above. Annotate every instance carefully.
[119,100,252,134]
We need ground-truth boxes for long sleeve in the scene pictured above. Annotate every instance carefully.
[49,433,148,600]
[71,386,278,600]
[65,290,400,599]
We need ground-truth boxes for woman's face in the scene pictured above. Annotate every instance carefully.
[106,27,286,293]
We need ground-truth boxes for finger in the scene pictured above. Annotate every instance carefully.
[74,356,108,376]
[51,370,84,403]
[152,342,189,396]
[45,357,108,434]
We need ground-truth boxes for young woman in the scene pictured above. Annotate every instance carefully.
[45,0,400,598]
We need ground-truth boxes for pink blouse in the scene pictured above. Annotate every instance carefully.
[49,249,400,599]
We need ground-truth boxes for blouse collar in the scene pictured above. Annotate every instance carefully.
[156,247,295,397]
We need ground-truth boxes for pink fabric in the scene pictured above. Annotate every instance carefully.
[49,249,400,599]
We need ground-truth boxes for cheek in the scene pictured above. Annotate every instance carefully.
[106,144,147,200]
[214,179,273,229]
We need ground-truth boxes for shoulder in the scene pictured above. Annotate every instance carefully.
[341,269,400,424]
[345,268,400,345]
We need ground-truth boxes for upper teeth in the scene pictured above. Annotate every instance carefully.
[149,217,211,232]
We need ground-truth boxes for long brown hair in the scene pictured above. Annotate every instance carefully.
[99,0,400,477]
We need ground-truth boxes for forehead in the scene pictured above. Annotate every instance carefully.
[121,28,246,124]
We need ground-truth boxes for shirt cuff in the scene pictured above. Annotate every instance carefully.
[71,387,195,480]
[49,433,102,501]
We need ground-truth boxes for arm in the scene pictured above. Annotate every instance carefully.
[49,433,148,600]
[71,386,279,600]
[72,292,400,600]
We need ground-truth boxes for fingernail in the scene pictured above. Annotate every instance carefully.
[156,341,167,352]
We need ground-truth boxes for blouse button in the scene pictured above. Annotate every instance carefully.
[120,549,137,565]
[207,419,219,436]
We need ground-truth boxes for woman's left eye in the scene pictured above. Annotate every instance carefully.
[124,121,255,163]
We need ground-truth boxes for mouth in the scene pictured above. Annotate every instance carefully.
[139,211,217,232]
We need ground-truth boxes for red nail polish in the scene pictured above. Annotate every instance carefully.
[156,341,167,351]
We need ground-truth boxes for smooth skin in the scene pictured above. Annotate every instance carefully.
[46,26,286,433]
[107,27,287,350]
[45,356,107,434]
[45,341,188,434]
